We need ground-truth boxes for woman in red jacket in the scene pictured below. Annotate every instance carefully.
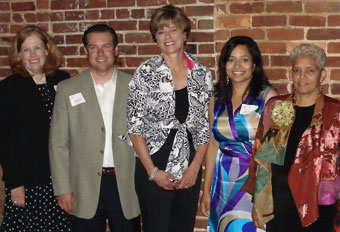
[243,43,340,232]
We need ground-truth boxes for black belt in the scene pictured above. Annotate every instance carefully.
[102,167,115,176]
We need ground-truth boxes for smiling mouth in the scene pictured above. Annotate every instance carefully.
[29,59,39,63]
[165,42,175,46]
[232,71,244,75]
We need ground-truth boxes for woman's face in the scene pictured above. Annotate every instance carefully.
[292,56,325,97]
[226,45,254,85]
[155,21,186,56]
[19,34,48,75]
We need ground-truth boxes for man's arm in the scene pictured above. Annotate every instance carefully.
[49,82,74,213]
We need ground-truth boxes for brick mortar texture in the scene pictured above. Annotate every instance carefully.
[0,1,339,231]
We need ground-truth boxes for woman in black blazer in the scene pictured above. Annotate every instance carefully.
[0,26,71,231]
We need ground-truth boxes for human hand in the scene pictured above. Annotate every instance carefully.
[252,207,265,230]
[177,166,198,190]
[153,170,179,190]
[200,192,211,216]
[10,185,25,207]
[57,192,75,213]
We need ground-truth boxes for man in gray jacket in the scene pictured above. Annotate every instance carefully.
[49,24,140,231]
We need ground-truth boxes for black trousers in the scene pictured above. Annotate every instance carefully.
[267,204,337,232]
[135,132,201,232]
[71,174,140,232]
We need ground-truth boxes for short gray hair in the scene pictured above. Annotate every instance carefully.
[290,43,326,70]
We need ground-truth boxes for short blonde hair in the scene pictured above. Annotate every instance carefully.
[290,43,326,70]
[149,4,191,44]
[10,26,63,77]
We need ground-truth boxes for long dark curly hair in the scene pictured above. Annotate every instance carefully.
[216,36,270,104]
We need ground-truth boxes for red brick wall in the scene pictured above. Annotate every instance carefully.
[0,1,339,231]
[215,0,340,97]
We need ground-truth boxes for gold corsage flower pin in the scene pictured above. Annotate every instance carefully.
[271,100,295,127]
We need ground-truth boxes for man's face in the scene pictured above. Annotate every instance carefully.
[85,32,117,74]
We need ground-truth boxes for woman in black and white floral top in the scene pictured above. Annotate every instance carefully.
[127,4,213,232]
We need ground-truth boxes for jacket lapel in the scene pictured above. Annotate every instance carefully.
[112,70,125,129]
[80,70,105,126]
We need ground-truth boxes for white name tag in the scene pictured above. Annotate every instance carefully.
[69,93,86,107]
[159,82,173,92]
[240,104,258,115]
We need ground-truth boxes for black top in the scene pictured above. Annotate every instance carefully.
[175,86,189,124]
[271,104,315,228]
[173,87,192,143]
[147,86,194,171]
[0,70,70,190]
[37,84,54,120]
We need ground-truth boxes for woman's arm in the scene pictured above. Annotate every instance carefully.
[10,186,25,207]
[0,78,26,206]
[242,96,276,195]
[177,71,214,189]
[245,97,277,229]
[200,96,219,216]
[128,134,178,190]
[127,65,178,190]
[177,143,208,190]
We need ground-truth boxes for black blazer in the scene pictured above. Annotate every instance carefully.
[0,70,70,190]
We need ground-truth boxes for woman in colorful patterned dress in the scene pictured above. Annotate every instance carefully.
[201,36,277,232]
[244,44,340,232]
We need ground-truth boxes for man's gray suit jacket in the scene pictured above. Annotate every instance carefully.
[49,69,140,219]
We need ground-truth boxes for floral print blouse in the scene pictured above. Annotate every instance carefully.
[242,94,340,227]
[127,52,213,179]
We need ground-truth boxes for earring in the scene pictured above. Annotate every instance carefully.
[290,82,295,93]
[226,75,229,85]
[320,83,324,93]
[290,84,296,103]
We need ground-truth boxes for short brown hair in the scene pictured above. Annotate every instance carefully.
[149,5,191,44]
[9,26,63,77]
[83,24,118,48]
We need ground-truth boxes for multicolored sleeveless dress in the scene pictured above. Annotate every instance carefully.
[208,87,271,232]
